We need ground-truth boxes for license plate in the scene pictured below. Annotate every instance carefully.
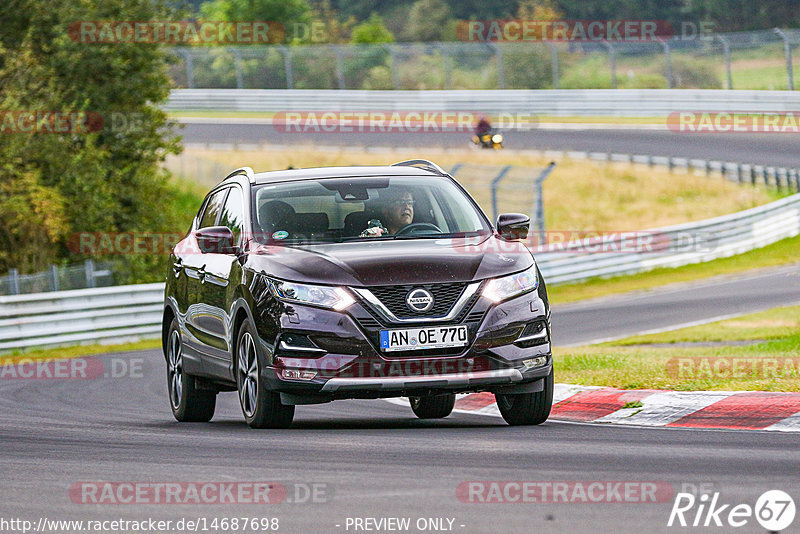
[379,325,468,352]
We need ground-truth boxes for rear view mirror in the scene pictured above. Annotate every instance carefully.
[196,226,238,254]
[496,213,530,240]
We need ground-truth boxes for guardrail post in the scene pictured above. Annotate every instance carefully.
[331,45,346,89]
[8,268,19,295]
[230,48,244,89]
[774,28,795,90]
[660,40,673,88]
[276,46,294,89]
[436,43,452,89]
[601,42,617,89]
[715,35,732,89]
[177,48,194,89]
[546,43,559,88]
[85,259,96,289]
[490,165,513,222]
[383,44,400,90]
[490,43,505,89]
[532,162,556,245]
[50,265,59,292]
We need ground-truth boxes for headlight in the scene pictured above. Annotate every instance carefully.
[269,279,355,310]
[482,265,538,303]
[492,134,503,143]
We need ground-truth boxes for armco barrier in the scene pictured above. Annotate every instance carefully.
[165,89,800,117]
[0,284,164,351]
[1,193,798,350]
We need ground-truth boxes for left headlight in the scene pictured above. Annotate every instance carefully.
[269,279,355,311]
[482,265,538,303]
[492,134,503,143]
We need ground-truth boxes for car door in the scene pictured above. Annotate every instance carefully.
[182,186,229,369]
[199,185,247,379]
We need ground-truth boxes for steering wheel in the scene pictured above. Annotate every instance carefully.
[395,222,443,235]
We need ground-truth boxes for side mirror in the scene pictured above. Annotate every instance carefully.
[496,213,530,240]
[195,226,238,254]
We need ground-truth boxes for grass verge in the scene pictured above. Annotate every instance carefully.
[554,305,800,391]
[1,339,160,363]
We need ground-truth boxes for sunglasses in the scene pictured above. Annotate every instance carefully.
[390,199,416,207]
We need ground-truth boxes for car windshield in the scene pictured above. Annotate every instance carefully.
[251,175,491,244]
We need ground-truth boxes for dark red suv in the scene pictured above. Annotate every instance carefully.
[162,160,552,428]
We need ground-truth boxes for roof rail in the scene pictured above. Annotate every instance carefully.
[391,159,448,176]
[222,166,256,184]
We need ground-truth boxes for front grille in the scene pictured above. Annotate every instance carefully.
[367,283,466,319]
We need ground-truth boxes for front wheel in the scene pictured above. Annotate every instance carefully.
[165,318,216,422]
[409,394,455,419]
[495,369,553,426]
[236,319,294,429]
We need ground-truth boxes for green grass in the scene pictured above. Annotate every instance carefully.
[1,339,160,362]
[555,305,800,391]
[548,233,800,305]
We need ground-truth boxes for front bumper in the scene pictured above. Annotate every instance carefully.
[253,282,552,403]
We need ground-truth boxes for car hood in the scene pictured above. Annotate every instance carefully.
[245,235,534,286]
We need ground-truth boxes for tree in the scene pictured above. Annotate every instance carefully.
[404,0,452,42]
[0,0,191,282]
[350,13,395,44]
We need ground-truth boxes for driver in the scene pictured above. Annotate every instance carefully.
[361,190,415,237]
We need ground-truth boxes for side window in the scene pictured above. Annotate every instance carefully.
[198,189,227,229]
[219,187,244,242]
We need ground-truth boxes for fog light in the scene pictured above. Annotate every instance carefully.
[282,369,317,380]
[522,357,547,370]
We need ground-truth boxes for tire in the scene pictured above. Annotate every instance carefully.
[409,394,456,419]
[165,318,216,422]
[495,369,554,426]
[236,319,294,429]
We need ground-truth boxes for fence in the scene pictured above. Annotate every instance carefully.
[2,191,798,351]
[0,260,113,296]
[165,28,800,91]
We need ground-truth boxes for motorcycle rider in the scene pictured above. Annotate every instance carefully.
[474,114,492,137]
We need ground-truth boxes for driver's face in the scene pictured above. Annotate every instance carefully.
[384,192,414,230]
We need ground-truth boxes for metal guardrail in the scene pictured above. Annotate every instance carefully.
[165,88,800,116]
[0,284,164,351]
[1,192,798,351]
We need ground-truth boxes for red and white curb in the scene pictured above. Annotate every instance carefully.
[385,385,800,432]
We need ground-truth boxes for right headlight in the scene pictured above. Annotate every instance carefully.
[482,265,538,303]
[268,279,355,311]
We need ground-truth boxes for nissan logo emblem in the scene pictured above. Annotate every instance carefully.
[406,288,434,312]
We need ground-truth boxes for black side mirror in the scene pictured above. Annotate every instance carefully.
[496,213,530,240]
[195,226,238,254]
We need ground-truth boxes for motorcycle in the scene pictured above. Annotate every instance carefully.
[472,128,503,150]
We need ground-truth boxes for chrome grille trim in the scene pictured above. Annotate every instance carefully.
[352,282,482,324]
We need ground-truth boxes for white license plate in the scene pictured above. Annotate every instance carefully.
[379,325,468,352]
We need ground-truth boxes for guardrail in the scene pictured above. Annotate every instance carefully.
[0,284,164,351]
[2,192,798,351]
[165,88,800,116]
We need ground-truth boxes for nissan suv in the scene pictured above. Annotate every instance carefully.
[162,160,553,428]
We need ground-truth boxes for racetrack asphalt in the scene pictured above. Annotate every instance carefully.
[2,265,799,533]
[178,121,800,168]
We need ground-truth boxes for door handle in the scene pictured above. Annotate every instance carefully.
[197,265,207,282]
[172,259,183,276]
